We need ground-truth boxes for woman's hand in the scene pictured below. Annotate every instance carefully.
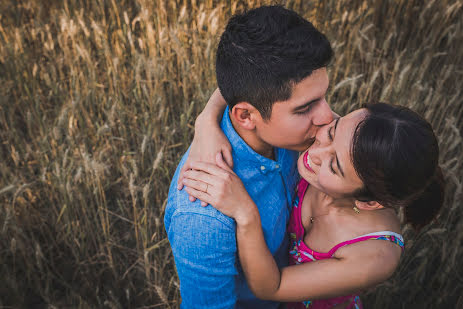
[177,89,233,206]
[182,154,258,224]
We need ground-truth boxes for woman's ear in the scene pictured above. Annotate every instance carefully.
[230,103,258,130]
[355,200,385,211]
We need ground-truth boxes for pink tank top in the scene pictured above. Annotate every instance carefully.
[286,179,404,309]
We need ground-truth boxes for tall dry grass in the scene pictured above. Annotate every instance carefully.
[0,0,462,308]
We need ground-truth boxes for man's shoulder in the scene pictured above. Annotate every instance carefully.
[165,199,237,255]
[166,158,235,232]
[168,195,236,230]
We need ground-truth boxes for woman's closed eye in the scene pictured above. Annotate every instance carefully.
[328,126,334,141]
[327,125,337,174]
[329,158,337,174]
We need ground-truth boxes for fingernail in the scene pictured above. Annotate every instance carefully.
[189,196,194,202]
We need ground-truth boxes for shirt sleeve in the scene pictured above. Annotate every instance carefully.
[167,211,238,309]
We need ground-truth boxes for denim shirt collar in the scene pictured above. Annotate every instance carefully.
[220,106,287,174]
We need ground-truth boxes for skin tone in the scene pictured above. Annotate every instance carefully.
[181,109,402,302]
[298,109,366,199]
[230,67,333,157]
[178,68,334,202]
[177,88,234,205]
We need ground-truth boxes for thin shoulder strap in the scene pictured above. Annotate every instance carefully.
[327,231,405,256]
[355,231,404,243]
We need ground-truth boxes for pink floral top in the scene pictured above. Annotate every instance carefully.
[286,179,404,309]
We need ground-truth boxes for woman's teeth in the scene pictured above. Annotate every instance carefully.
[304,152,314,173]
[306,154,312,169]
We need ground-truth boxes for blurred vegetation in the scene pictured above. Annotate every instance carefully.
[0,0,462,308]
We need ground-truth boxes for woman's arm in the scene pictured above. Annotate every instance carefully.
[182,157,282,295]
[196,88,228,124]
[235,209,285,297]
[183,158,402,301]
[237,221,401,301]
[177,89,232,204]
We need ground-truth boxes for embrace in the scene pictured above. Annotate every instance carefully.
[164,6,444,309]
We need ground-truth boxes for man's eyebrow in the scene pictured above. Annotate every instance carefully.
[333,118,345,177]
[293,98,320,111]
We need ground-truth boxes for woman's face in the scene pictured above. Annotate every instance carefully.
[297,108,368,199]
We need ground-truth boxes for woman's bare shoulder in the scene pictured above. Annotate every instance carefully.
[335,234,402,280]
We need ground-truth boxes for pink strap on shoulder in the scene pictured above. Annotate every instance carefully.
[327,235,387,256]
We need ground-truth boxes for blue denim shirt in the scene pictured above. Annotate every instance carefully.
[164,107,299,308]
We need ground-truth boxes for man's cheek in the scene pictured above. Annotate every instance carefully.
[284,121,303,134]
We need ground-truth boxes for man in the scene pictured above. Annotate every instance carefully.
[164,6,334,308]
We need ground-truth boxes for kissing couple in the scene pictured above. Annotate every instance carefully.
[165,5,444,309]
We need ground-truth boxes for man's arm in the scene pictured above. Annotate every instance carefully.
[167,211,237,308]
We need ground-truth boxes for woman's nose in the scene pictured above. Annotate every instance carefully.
[309,131,331,165]
[308,144,326,166]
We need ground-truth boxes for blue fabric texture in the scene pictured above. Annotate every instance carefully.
[164,106,299,308]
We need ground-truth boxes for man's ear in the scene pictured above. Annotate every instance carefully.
[230,102,259,130]
[354,200,385,211]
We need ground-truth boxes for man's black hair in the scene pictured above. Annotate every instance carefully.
[216,5,333,119]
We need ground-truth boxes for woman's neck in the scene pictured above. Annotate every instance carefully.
[306,185,356,213]
[304,185,401,244]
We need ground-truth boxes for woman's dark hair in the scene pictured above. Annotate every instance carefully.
[216,5,333,119]
[351,103,445,231]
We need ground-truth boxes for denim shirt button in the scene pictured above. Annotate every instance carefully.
[275,164,280,169]
[260,165,266,171]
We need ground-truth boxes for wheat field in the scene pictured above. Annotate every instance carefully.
[0,0,462,308]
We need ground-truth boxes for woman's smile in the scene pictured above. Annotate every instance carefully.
[297,109,368,198]
[303,151,316,173]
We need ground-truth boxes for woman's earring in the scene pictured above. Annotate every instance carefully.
[353,206,360,214]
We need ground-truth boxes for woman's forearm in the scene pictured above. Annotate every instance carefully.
[236,210,282,299]
[196,88,227,127]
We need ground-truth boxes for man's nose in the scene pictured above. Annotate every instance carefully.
[312,99,333,126]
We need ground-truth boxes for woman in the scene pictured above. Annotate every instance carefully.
[180,102,444,308]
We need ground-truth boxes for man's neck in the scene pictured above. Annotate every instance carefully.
[229,111,275,160]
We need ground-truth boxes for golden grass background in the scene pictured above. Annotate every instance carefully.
[0,0,462,307]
